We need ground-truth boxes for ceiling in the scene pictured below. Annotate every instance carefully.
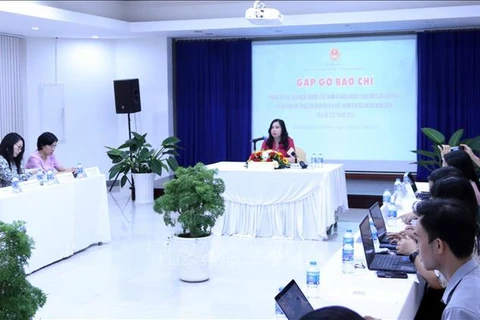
[0,1,480,39]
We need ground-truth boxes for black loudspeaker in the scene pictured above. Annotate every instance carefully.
[113,79,141,114]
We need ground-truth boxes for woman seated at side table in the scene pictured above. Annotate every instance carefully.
[26,132,75,173]
[0,132,30,187]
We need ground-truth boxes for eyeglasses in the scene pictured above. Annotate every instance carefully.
[14,144,23,151]
[50,144,57,149]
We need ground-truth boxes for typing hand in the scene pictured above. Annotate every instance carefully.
[364,316,382,320]
[398,212,417,225]
[386,232,404,242]
[396,236,417,256]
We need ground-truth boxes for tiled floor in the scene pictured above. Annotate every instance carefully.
[29,188,364,319]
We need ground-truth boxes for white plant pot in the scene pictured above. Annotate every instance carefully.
[132,173,155,204]
[172,233,212,283]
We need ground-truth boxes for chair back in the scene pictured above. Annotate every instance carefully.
[295,147,307,163]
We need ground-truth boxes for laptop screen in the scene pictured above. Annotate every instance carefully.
[369,202,386,238]
[275,279,314,320]
[359,215,375,267]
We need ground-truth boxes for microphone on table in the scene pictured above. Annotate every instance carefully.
[287,148,308,169]
[251,136,267,143]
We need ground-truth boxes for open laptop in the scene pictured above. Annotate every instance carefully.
[275,279,314,320]
[368,202,397,250]
[405,172,430,200]
[359,215,416,273]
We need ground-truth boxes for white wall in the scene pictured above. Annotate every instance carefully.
[25,37,171,177]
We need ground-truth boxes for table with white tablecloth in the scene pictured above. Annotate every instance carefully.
[0,168,111,274]
[208,162,349,240]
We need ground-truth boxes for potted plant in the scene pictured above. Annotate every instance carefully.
[153,162,225,282]
[0,221,47,319]
[412,128,480,172]
[106,132,180,204]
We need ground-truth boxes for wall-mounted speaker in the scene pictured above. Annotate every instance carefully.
[113,79,141,114]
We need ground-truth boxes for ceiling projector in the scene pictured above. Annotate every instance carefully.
[245,1,283,25]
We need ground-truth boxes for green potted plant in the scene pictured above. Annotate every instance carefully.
[412,128,480,172]
[105,132,180,204]
[153,162,225,282]
[0,221,47,319]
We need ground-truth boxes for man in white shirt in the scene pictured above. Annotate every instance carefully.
[415,198,480,320]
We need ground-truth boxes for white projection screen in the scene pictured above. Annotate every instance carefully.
[252,35,417,172]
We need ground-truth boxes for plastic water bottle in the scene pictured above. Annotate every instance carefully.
[275,287,286,319]
[317,153,324,168]
[392,178,403,204]
[382,189,391,205]
[76,163,86,178]
[306,260,320,297]
[36,170,45,186]
[311,153,317,168]
[46,170,55,186]
[387,201,398,228]
[369,219,380,252]
[11,177,21,193]
[342,230,355,274]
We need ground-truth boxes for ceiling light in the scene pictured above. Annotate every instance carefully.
[31,27,39,30]
[91,36,99,39]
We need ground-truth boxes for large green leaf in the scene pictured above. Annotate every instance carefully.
[150,159,163,176]
[162,136,181,146]
[448,129,464,146]
[120,175,129,188]
[167,156,179,171]
[468,136,480,150]
[421,128,445,145]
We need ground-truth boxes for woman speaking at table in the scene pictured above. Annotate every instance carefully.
[260,118,296,163]
[26,132,75,173]
[0,132,30,187]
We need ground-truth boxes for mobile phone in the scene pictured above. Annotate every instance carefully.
[451,146,459,152]
[376,271,408,279]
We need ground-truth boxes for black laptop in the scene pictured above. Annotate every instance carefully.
[275,279,314,320]
[405,172,430,200]
[359,215,416,273]
[368,202,397,250]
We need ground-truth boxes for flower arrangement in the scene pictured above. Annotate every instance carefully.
[248,149,290,169]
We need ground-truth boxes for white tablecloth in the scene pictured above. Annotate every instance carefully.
[309,240,424,319]
[0,169,111,273]
[208,162,349,240]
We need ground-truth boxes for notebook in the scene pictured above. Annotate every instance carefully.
[359,215,416,273]
[368,202,397,250]
[275,279,314,320]
[405,172,430,200]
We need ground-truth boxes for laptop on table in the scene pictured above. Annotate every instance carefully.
[405,172,430,200]
[275,279,314,320]
[368,202,398,250]
[359,215,417,273]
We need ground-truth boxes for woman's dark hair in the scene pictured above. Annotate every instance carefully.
[443,150,480,192]
[430,176,480,255]
[37,132,58,150]
[427,166,464,184]
[0,132,25,173]
[300,306,364,320]
[266,118,289,150]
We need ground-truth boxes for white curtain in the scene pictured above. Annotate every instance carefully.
[0,35,25,139]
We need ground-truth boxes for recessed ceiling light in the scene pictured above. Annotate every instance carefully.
[31,27,39,30]
[91,36,99,39]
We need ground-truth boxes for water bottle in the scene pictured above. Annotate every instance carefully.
[387,201,398,228]
[311,153,317,168]
[275,287,286,318]
[392,178,403,204]
[317,153,324,168]
[342,230,355,274]
[46,170,55,186]
[11,177,21,193]
[306,260,320,297]
[382,189,391,204]
[36,170,45,186]
[369,219,380,252]
[76,163,86,178]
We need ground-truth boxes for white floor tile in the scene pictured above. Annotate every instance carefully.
[29,188,365,319]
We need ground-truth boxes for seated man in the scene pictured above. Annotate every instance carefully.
[415,198,480,320]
